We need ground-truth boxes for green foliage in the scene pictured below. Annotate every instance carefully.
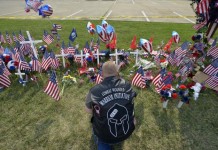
[0,19,218,150]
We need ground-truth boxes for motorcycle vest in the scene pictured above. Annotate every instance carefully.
[90,76,136,144]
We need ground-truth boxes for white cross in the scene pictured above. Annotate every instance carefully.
[74,50,85,67]
[93,49,105,66]
[130,49,148,66]
[109,49,123,65]
[15,69,26,86]
[55,50,69,68]
[20,31,42,59]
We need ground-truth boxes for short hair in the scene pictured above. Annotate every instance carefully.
[102,61,118,78]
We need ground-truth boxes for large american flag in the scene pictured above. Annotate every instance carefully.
[44,71,60,101]
[0,67,11,88]
[196,0,210,22]
[207,38,218,59]
[203,59,218,76]
[18,30,25,42]
[43,30,54,45]
[6,31,13,45]
[132,67,146,88]
[205,72,218,89]
[41,51,52,70]
[0,32,6,43]
[31,56,41,72]
[96,70,103,84]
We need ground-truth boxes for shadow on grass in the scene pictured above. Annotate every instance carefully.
[178,89,218,149]
[151,101,177,134]
[34,119,54,140]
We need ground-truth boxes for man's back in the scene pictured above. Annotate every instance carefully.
[88,76,136,144]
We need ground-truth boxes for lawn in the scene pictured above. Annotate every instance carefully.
[0,19,218,150]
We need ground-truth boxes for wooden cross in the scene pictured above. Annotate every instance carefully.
[15,69,26,86]
[74,50,85,67]
[93,49,105,66]
[109,49,123,65]
[130,49,148,66]
[20,31,42,59]
[55,50,69,68]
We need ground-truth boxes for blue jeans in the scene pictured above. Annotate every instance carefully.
[93,133,112,150]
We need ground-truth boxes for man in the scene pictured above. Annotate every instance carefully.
[85,61,137,150]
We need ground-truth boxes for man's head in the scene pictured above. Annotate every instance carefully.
[102,61,118,78]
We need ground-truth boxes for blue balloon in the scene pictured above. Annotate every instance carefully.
[38,4,53,17]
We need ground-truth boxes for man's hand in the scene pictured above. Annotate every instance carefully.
[85,106,92,114]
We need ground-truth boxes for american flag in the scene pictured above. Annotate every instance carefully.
[203,59,218,76]
[83,41,90,54]
[43,30,54,45]
[168,50,177,65]
[0,59,11,76]
[41,51,52,70]
[0,32,6,43]
[207,38,218,58]
[175,41,189,58]
[60,41,68,58]
[93,38,100,52]
[193,20,207,30]
[5,31,13,45]
[31,56,41,72]
[74,56,87,67]
[12,32,18,42]
[18,30,25,42]
[0,66,11,88]
[18,54,31,71]
[10,47,21,62]
[68,42,75,55]
[132,67,146,88]
[96,70,103,84]
[50,51,59,69]
[196,0,209,22]
[44,71,60,101]
[152,73,162,93]
[205,72,218,89]
[53,24,62,30]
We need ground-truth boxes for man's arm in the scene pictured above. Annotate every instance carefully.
[85,91,93,114]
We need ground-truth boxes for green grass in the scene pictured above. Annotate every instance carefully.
[0,19,218,150]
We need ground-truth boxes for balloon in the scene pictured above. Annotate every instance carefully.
[87,22,96,35]
[38,4,53,17]
[96,25,108,43]
[7,60,18,71]
[25,0,43,12]
[140,38,153,54]
[102,20,108,29]
[172,31,180,44]
[106,25,115,42]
